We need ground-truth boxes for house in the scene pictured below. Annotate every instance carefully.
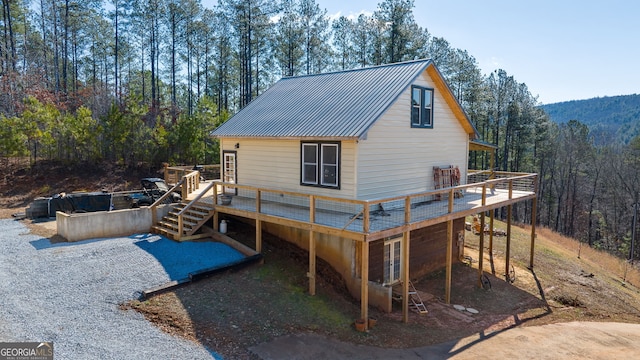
[208,59,537,324]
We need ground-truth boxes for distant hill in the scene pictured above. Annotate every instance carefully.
[540,94,640,144]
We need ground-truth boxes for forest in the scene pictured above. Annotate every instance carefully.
[542,94,640,144]
[1,0,639,261]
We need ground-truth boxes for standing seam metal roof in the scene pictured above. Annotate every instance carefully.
[211,59,434,139]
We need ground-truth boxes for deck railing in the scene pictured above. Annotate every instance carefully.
[211,172,537,240]
[149,177,185,223]
[150,170,205,235]
[163,164,221,184]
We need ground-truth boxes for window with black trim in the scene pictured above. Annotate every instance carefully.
[411,85,433,128]
[301,142,340,188]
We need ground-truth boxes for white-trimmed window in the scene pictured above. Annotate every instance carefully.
[411,85,433,128]
[383,235,402,285]
[301,142,340,188]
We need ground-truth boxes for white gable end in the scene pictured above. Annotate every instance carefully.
[356,71,469,200]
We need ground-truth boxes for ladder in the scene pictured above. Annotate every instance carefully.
[408,281,428,314]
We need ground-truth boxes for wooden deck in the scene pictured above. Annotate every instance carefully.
[188,172,537,242]
[172,170,538,325]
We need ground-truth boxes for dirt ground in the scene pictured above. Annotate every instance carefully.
[120,222,640,359]
[3,160,640,359]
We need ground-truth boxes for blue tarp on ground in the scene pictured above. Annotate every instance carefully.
[132,234,245,281]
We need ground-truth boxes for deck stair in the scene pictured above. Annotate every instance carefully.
[393,281,429,314]
[151,201,215,241]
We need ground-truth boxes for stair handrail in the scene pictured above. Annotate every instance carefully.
[177,181,216,216]
[174,181,217,240]
[150,177,185,224]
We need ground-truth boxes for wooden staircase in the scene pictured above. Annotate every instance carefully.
[151,201,215,241]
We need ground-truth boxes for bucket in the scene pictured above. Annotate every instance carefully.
[220,220,227,234]
[368,317,377,328]
[354,318,367,332]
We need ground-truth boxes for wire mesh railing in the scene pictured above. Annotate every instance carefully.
[211,172,537,235]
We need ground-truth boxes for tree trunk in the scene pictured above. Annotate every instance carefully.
[114,0,119,100]
[52,0,60,92]
[63,0,69,93]
[2,0,16,72]
[587,167,600,246]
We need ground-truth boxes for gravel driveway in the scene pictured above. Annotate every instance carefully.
[0,219,222,359]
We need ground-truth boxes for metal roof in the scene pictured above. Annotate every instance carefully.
[211,59,456,139]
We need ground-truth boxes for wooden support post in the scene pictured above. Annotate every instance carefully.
[309,231,316,296]
[445,219,453,304]
[308,196,316,295]
[256,189,262,213]
[402,231,410,323]
[402,197,411,323]
[445,189,454,304]
[529,196,538,269]
[360,241,369,329]
[151,206,157,226]
[256,190,262,253]
[489,209,494,255]
[181,175,188,200]
[506,204,512,281]
[478,212,485,288]
[504,182,513,280]
[213,182,219,232]
[256,220,262,253]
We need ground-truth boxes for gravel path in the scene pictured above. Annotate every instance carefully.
[0,219,221,359]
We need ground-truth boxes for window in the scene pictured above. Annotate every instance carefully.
[411,85,433,128]
[301,142,340,188]
[383,236,402,285]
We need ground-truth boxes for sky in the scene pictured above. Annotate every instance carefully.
[204,1,640,105]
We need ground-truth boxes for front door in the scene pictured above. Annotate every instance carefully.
[222,151,237,194]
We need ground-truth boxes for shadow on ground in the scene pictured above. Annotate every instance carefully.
[128,217,555,359]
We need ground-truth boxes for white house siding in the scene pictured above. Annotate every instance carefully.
[220,138,358,200]
[356,71,469,200]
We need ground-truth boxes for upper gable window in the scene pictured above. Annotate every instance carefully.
[411,86,433,128]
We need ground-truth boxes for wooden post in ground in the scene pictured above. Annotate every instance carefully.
[309,231,316,295]
[489,210,495,255]
[213,182,219,231]
[256,189,262,252]
[478,212,485,288]
[402,196,411,322]
[505,182,513,281]
[445,189,454,303]
[255,220,262,253]
[478,184,487,288]
[446,219,453,303]
[529,196,538,269]
[506,204,512,281]
[360,241,369,329]
[308,196,316,295]
[402,231,410,323]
